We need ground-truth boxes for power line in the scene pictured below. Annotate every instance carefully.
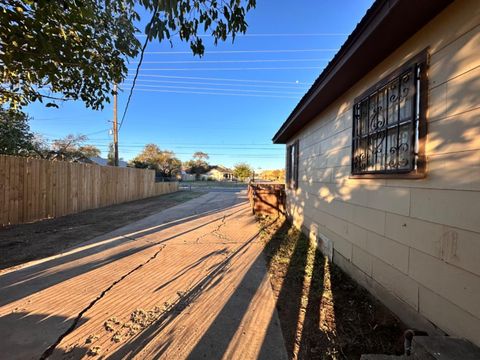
[131,58,331,64]
[85,128,111,137]
[71,144,284,157]
[209,33,349,37]
[106,151,283,158]
[136,33,348,38]
[118,4,160,132]
[31,117,109,122]
[82,139,281,147]
[125,78,309,90]
[121,82,305,95]
[79,143,283,151]
[132,87,300,99]
[87,140,279,146]
[143,48,338,54]
[130,66,324,71]
[128,74,312,85]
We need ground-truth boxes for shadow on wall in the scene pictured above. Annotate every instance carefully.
[293,28,480,210]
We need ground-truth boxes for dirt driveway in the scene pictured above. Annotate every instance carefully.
[0,191,287,359]
[0,191,203,270]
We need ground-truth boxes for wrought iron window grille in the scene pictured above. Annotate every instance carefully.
[351,50,428,178]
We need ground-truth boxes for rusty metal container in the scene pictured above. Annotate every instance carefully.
[248,183,286,216]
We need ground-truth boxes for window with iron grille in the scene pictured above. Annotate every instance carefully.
[351,51,427,177]
[286,140,299,189]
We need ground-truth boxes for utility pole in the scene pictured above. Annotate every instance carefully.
[113,83,119,167]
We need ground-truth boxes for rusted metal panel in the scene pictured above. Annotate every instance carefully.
[248,183,286,216]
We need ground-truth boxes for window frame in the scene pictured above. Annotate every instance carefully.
[286,139,299,189]
[350,49,428,179]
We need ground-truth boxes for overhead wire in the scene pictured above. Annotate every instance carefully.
[129,66,324,71]
[121,82,305,95]
[118,4,160,131]
[127,74,313,85]
[136,33,348,38]
[131,58,330,64]
[143,48,338,54]
[130,88,300,99]
[77,143,283,151]
[124,78,309,90]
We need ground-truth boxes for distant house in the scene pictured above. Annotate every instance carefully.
[78,156,128,167]
[180,170,196,181]
[273,0,480,347]
[201,166,235,181]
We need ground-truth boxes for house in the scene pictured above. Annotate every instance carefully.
[88,156,128,167]
[201,165,235,181]
[77,156,128,167]
[273,0,480,347]
[180,170,196,181]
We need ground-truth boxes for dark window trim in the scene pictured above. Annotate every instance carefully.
[293,140,299,189]
[350,48,429,179]
[286,140,299,189]
[286,145,292,186]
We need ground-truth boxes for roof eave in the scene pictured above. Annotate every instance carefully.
[272,0,453,144]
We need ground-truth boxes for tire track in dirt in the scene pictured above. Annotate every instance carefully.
[41,199,262,359]
[39,245,166,360]
[71,215,281,358]
[44,206,246,358]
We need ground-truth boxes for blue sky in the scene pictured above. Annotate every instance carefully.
[26,0,373,170]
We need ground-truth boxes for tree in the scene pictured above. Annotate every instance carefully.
[78,145,101,158]
[50,134,85,160]
[0,108,35,155]
[132,144,181,178]
[260,169,286,182]
[41,134,101,161]
[1,0,256,109]
[107,143,116,166]
[233,162,252,181]
[193,151,209,161]
[184,151,210,179]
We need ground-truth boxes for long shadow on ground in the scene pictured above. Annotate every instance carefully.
[0,202,246,308]
[259,218,406,359]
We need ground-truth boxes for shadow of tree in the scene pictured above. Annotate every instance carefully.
[0,202,246,308]
[0,311,89,359]
[262,219,310,357]
[107,229,265,359]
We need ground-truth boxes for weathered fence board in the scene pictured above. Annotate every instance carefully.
[0,155,179,226]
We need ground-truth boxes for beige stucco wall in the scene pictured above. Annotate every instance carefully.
[285,0,480,345]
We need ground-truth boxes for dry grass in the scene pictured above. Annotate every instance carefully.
[259,216,406,359]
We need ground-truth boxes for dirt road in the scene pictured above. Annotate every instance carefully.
[0,191,203,270]
[0,190,287,359]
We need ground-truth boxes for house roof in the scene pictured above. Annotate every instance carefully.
[89,156,128,167]
[209,165,233,173]
[272,0,453,144]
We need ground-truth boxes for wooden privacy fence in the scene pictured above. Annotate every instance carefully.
[0,155,179,226]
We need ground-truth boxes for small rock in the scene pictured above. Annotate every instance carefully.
[85,334,99,344]
[87,346,101,356]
